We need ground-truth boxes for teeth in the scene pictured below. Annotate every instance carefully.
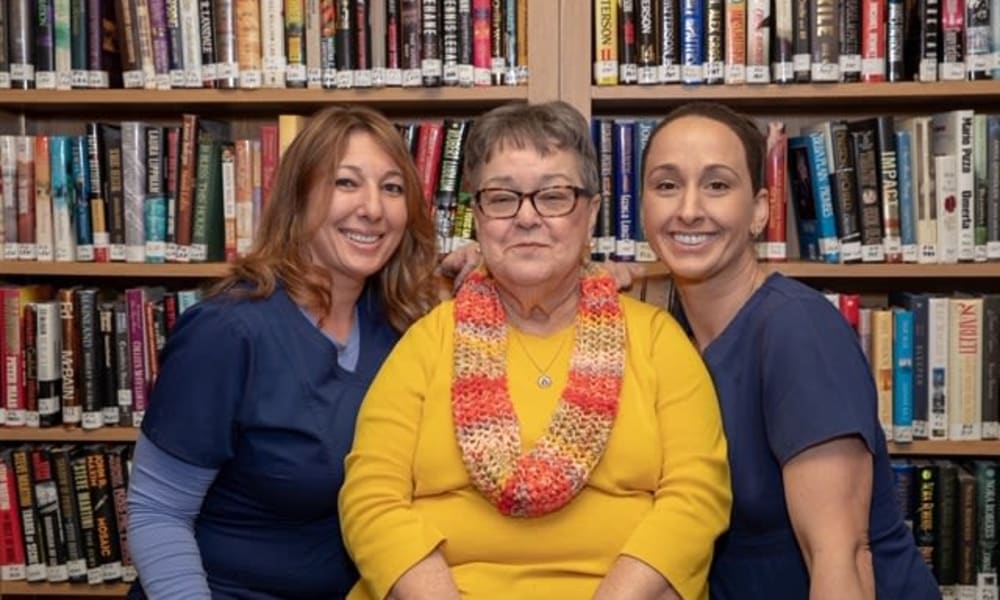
[345,231,380,244]
[673,233,714,245]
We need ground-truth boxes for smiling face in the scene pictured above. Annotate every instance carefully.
[641,115,768,284]
[473,144,598,298]
[306,131,408,289]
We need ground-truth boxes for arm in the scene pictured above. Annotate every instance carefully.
[127,433,219,600]
[608,313,732,600]
[783,436,875,600]
[386,549,461,600]
[339,311,455,600]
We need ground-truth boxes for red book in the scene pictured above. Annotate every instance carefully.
[839,293,861,332]
[763,122,787,261]
[259,123,279,213]
[0,452,26,581]
[860,0,886,82]
[414,121,445,214]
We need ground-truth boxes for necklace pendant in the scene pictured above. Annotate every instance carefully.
[537,374,552,388]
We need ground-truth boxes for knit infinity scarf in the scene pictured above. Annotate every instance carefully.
[451,263,625,517]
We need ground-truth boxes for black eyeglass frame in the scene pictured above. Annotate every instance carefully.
[473,185,590,219]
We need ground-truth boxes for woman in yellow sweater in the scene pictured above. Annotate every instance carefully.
[339,101,731,600]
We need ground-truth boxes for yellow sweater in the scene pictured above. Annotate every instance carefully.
[339,296,731,600]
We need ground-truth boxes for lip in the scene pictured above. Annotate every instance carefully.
[340,228,385,244]
[667,231,721,249]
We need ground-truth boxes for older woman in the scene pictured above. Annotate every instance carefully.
[339,101,731,600]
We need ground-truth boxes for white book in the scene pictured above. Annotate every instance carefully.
[948,296,983,441]
[16,136,37,261]
[935,154,960,264]
[120,123,147,264]
[178,0,203,87]
[928,296,950,440]
[0,136,17,261]
[897,116,939,263]
[261,0,287,88]
[932,110,976,261]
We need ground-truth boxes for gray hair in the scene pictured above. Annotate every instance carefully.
[463,101,599,195]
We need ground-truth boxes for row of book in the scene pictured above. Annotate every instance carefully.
[595,110,1000,265]
[894,460,999,597]
[0,285,203,430]
[0,444,134,585]
[593,0,999,86]
[825,291,1000,443]
[0,0,527,91]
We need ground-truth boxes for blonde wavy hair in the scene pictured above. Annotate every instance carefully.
[212,105,438,332]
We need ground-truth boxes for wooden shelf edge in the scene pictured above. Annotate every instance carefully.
[0,86,528,108]
[592,80,1000,108]
[0,427,138,443]
[888,441,1000,456]
[0,261,231,278]
[0,580,130,596]
[638,261,1000,279]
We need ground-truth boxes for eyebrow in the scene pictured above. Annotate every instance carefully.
[337,164,404,179]
[480,173,575,187]
[646,163,740,177]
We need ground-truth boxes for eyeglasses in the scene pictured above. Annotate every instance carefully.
[474,185,587,219]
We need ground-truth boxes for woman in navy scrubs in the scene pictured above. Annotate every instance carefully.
[639,102,939,599]
[126,105,438,599]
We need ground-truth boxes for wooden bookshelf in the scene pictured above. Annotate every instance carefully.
[639,261,1000,279]
[0,427,138,443]
[0,261,231,278]
[888,441,1000,456]
[0,86,531,116]
[0,581,130,597]
[591,80,1000,111]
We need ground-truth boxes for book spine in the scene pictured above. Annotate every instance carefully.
[745,0,769,83]
[174,114,198,260]
[612,120,636,261]
[850,123,886,261]
[986,116,1000,260]
[0,452,27,581]
[53,0,72,88]
[704,0,724,83]
[125,289,148,425]
[102,124,126,262]
[839,0,860,81]
[635,0,657,84]
[680,0,703,84]
[974,114,990,261]
[940,0,966,80]
[85,448,121,581]
[30,448,68,583]
[920,0,940,81]
[876,116,902,262]
[36,0,57,88]
[134,0,160,88]
[198,0,217,85]
[860,0,885,82]
[442,0,459,85]
[35,302,61,428]
[594,119,614,260]
[763,122,787,261]
[16,136,37,261]
[1,136,19,260]
[85,125,107,262]
[937,462,959,592]
[105,447,133,581]
[58,288,80,425]
[723,0,746,84]
[10,0,36,89]
[936,154,960,265]
[12,448,46,581]
[73,134,95,260]
[120,122,146,263]
[144,126,166,263]
[235,0,261,87]
[221,143,236,261]
[76,289,102,429]
[69,452,101,583]
[892,308,914,441]
[792,0,811,81]
[975,461,999,594]
[419,0,441,86]
[872,308,894,440]
[489,0,503,84]
[166,0,185,85]
[97,302,119,425]
[112,302,132,425]
[369,0,388,85]
[285,0,307,87]
[177,0,202,87]
[806,131,839,263]
[886,0,904,81]
[828,122,862,261]
[983,296,1000,441]
[659,0,680,83]
[966,0,991,79]
[354,0,371,85]
[114,0,142,86]
[261,0,285,87]
[34,136,54,262]
[234,139,253,257]
[772,0,794,82]
[810,0,839,81]
[49,448,84,583]
[50,136,75,262]
[433,120,468,254]
[213,0,238,88]
[948,297,983,440]
[594,0,618,84]
[895,130,918,262]
[907,293,930,438]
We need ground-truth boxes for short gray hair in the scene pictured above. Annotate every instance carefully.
[463,101,599,195]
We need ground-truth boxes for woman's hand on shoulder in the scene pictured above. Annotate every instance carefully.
[599,261,648,291]
[435,242,482,293]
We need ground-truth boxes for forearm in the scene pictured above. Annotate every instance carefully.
[386,549,460,600]
[127,434,218,600]
[592,555,680,600]
[806,544,875,600]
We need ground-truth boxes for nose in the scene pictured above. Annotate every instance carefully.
[677,184,703,223]
[357,181,384,220]
[512,192,542,226]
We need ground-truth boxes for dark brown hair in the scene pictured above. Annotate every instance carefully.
[213,105,438,332]
[463,101,599,194]
[642,102,766,193]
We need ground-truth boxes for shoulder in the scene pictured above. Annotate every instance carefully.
[620,294,689,342]
[753,274,854,341]
[395,298,456,348]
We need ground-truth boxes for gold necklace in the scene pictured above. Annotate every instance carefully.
[510,328,573,388]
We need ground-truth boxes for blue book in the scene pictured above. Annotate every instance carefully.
[890,462,917,531]
[890,292,930,439]
[633,120,656,261]
[895,130,917,261]
[71,135,93,261]
[50,136,75,262]
[805,132,840,263]
[680,0,704,84]
[612,120,636,261]
[892,309,915,442]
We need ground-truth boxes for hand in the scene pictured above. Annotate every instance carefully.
[600,261,649,291]
[436,242,482,292]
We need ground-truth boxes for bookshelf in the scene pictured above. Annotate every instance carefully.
[0,2,564,597]
[889,441,1000,457]
[641,261,1000,279]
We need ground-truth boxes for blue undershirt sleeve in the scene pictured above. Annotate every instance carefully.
[127,432,219,600]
